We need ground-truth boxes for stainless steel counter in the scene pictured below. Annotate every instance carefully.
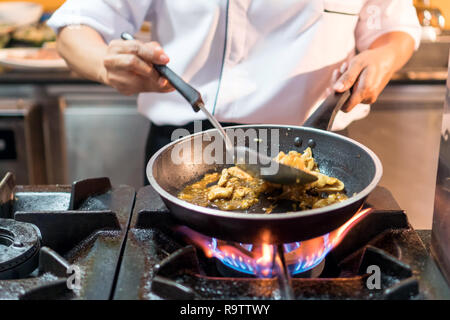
[0,71,95,184]
[393,32,450,82]
[57,86,149,189]
[0,72,148,188]
[347,84,445,229]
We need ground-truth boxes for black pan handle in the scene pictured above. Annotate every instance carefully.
[303,90,351,131]
[121,32,202,112]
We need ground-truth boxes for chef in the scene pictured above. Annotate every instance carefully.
[48,0,420,173]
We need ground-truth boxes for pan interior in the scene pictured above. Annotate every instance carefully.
[150,126,378,214]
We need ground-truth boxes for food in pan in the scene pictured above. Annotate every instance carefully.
[179,166,269,211]
[178,147,347,212]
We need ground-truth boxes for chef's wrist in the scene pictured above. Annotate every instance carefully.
[95,44,111,85]
[96,64,109,86]
[367,46,397,72]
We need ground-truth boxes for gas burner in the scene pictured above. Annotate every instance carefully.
[2,172,449,300]
[214,253,326,279]
[211,241,327,279]
[0,173,135,300]
[0,219,41,280]
[114,185,450,300]
[175,208,372,279]
[175,229,330,279]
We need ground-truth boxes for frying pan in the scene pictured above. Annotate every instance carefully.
[147,92,383,244]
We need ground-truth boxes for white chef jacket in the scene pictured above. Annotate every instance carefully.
[48,0,421,129]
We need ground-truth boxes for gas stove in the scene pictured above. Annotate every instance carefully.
[113,185,450,300]
[0,173,134,299]
[0,172,449,300]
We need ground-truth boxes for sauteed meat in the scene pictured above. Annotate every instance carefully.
[178,168,270,211]
[178,147,347,212]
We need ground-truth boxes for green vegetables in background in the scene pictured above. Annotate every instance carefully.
[0,23,56,49]
[12,24,56,47]
[0,24,13,48]
[0,33,10,48]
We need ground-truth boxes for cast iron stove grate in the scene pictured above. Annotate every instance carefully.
[113,185,449,300]
[0,173,135,300]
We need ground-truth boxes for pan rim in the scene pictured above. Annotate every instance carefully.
[147,124,383,220]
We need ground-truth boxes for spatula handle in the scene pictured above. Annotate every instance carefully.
[121,32,202,112]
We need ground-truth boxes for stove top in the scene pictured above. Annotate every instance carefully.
[0,173,135,300]
[113,185,450,300]
[1,172,449,300]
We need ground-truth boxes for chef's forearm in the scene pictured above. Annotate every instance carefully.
[368,31,416,73]
[56,25,108,83]
[56,25,173,94]
[334,31,416,111]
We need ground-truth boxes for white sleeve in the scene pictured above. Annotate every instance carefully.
[355,0,421,52]
[47,0,153,43]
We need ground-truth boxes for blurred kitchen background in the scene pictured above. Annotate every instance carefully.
[0,0,449,230]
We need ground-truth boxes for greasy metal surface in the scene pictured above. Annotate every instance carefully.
[115,185,449,300]
[69,177,112,210]
[120,225,430,299]
[275,244,295,299]
[0,219,40,279]
[13,192,71,212]
[115,227,416,300]
[0,175,135,299]
[15,210,120,254]
[0,247,72,300]
[114,228,182,300]
[148,125,382,244]
[147,252,414,300]
[0,272,62,300]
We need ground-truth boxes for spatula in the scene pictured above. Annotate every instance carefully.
[121,32,318,185]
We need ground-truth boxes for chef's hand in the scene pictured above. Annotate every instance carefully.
[332,48,394,112]
[100,39,174,96]
[332,32,415,112]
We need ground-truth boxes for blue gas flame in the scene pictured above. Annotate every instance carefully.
[212,233,332,277]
